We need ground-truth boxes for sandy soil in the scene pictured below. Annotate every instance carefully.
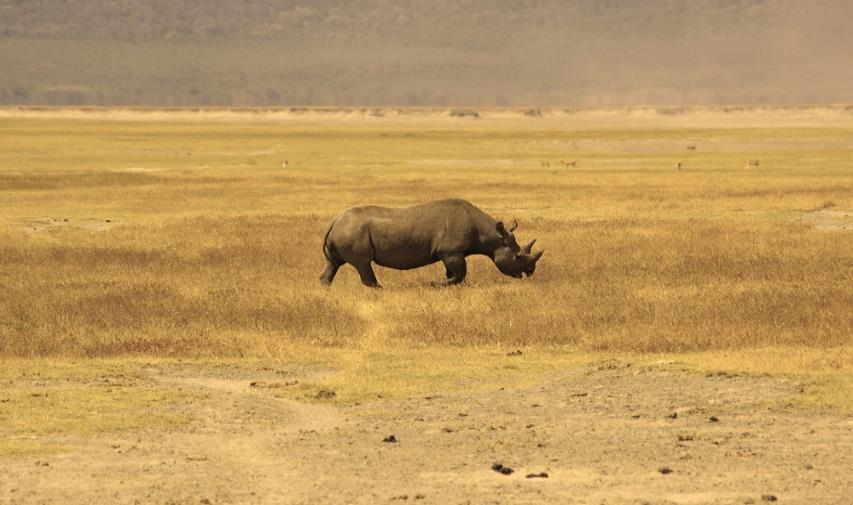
[802,209,853,232]
[19,217,117,234]
[2,362,851,505]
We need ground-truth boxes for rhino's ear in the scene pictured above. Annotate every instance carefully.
[509,219,518,233]
[496,221,507,238]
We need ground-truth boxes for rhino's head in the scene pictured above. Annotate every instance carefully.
[492,220,544,279]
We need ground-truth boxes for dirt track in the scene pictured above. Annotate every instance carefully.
[2,362,851,505]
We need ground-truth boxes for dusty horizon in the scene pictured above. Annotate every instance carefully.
[2,0,853,107]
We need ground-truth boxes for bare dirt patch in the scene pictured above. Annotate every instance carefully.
[110,167,166,173]
[2,362,850,504]
[18,217,117,233]
[802,209,853,231]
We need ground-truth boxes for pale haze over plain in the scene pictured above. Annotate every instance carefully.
[1,0,852,107]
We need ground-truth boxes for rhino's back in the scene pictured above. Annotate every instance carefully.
[344,199,487,232]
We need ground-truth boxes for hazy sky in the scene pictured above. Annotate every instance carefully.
[2,0,852,106]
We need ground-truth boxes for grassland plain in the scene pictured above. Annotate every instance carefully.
[1,108,851,355]
[0,108,852,503]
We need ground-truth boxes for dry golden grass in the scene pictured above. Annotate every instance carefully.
[0,112,851,358]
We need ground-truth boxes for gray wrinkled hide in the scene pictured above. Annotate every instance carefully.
[320,199,543,287]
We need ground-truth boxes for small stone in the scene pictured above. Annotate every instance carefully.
[761,495,778,502]
[200,499,212,505]
[658,466,673,475]
[506,350,522,356]
[382,435,397,443]
[525,472,549,479]
[709,416,720,423]
[491,462,514,475]
[667,412,678,419]
[414,495,425,500]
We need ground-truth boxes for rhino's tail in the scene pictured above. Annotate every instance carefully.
[321,218,338,263]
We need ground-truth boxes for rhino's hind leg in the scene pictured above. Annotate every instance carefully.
[320,259,341,286]
[355,262,381,288]
[441,255,467,285]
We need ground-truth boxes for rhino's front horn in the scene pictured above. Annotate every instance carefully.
[523,239,537,254]
[532,250,544,262]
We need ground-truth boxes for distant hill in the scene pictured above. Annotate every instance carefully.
[2,0,852,106]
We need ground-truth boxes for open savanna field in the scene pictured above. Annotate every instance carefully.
[1,108,851,504]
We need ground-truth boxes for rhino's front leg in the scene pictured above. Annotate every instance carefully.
[441,255,467,285]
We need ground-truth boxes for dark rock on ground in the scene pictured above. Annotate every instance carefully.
[492,463,514,475]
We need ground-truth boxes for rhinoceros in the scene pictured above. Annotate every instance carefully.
[320,199,543,287]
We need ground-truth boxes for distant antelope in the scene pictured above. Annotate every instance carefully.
[676,162,683,171]
[540,160,551,168]
[560,160,577,168]
[280,160,289,169]
[745,159,759,169]
[686,145,697,151]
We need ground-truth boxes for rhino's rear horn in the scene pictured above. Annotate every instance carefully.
[523,239,537,254]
